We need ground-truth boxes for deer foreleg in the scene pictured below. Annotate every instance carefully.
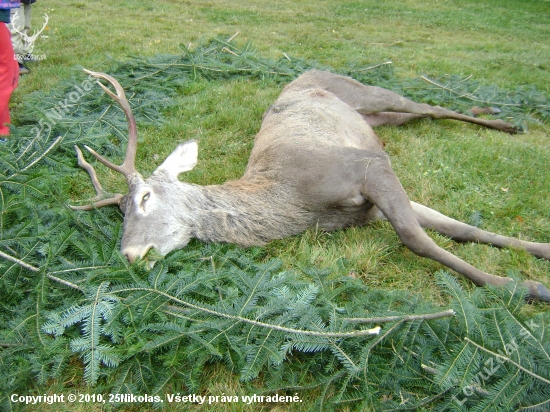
[361,154,550,302]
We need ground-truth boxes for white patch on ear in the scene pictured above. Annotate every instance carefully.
[155,140,198,178]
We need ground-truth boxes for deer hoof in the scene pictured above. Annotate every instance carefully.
[494,119,523,134]
[522,280,550,303]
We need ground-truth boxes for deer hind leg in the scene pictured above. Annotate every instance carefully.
[361,112,427,127]
[360,154,550,302]
[411,202,550,260]
[356,88,519,133]
[299,70,518,133]
[361,108,506,127]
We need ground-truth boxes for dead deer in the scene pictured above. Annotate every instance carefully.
[71,69,550,302]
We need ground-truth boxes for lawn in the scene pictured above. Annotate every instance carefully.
[3,0,550,410]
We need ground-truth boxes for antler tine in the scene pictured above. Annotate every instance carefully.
[83,68,138,177]
[69,146,124,211]
[69,195,124,211]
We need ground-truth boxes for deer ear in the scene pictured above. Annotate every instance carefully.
[156,140,198,178]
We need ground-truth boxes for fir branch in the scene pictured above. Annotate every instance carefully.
[420,76,521,107]
[49,266,110,276]
[0,342,20,347]
[464,337,550,386]
[491,300,550,363]
[118,286,382,338]
[361,319,406,379]
[516,398,550,412]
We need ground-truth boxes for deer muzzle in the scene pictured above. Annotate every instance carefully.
[122,244,153,265]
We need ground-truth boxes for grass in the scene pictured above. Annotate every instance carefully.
[9,0,550,410]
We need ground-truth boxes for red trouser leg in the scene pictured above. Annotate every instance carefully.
[0,22,19,136]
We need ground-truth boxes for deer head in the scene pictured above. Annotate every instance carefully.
[70,70,200,264]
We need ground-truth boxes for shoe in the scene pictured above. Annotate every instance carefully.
[18,63,30,75]
[0,138,8,143]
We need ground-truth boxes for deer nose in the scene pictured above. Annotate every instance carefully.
[122,245,152,264]
[124,251,137,264]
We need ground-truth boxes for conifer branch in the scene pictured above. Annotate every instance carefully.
[420,76,520,107]
[464,337,550,385]
[118,287,382,337]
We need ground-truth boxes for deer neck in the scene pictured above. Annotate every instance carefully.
[189,181,306,247]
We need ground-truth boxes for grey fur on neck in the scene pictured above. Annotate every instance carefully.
[189,182,309,247]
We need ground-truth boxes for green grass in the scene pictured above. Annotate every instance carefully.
[9,0,550,410]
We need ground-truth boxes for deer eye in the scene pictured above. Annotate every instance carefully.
[137,192,152,213]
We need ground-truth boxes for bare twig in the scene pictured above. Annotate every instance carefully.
[355,61,393,72]
[127,287,455,338]
[13,135,63,176]
[343,309,455,324]
[0,249,39,272]
[421,363,438,375]
[0,249,82,291]
[222,47,239,56]
[227,32,240,43]
[45,274,82,291]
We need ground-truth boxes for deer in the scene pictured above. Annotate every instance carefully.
[70,69,550,303]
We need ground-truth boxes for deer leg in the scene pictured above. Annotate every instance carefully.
[299,71,518,133]
[361,112,427,127]
[355,88,519,133]
[360,154,550,302]
[411,202,550,260]
[361,110,506,128]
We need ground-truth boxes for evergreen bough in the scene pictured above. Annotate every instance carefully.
[1,36,549,411]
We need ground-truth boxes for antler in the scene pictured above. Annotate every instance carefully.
[69,146,124,211]
[70,69,138,210]
[81,69,138,176]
